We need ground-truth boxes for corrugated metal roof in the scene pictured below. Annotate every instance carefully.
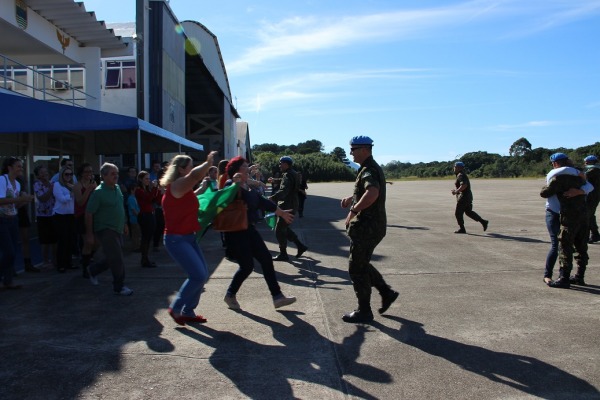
[26,0,127,50]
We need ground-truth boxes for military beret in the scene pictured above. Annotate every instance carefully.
[550,153,568,162]
[454,161,465,167]
[584,155,598,163]
[279,156,293,165]
[349,135,374,146]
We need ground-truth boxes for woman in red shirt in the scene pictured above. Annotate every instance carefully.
[135,171,160,268]
[161,151,218,325]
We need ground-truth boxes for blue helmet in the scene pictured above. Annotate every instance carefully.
[584,155,598,163]
[454,161,465,167]
[349,135,374,146]
[550,152,568,162]
[279,156,293,165]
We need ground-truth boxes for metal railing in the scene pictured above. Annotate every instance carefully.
[0,53,95,107]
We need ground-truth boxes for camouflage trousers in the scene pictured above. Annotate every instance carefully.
[558,220,589,271]
[348,235,389,310]
[275,215,300,250]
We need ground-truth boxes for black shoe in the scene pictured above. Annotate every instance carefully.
[589,235,600,244]
[25,264,41,273]
[296,244,308,258]
[454,228,466,234]
[569,275,586,286]
[342,310,374,323]
[549,277,570,289]
[378,290,399,314]
[141,262,157,268]
[273,253,289,262]
[481,220,489,232]
[82,268,89,279]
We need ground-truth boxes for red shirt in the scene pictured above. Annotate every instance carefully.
[162,185,200,235]
[135,187,160,213]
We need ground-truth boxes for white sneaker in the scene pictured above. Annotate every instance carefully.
[224,294,241,310]
[273,294,296,309]
[115,286,133,296]
[88,266,99,286]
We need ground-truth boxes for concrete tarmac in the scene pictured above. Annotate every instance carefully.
[1,179,599,399]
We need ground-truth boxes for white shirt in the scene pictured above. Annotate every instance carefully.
[545,166,594,213]
[0,174,20,216]
[52,182,74,215]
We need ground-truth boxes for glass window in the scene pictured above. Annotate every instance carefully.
[70,70,83,89]
[14,71,27,91]
[105,69,120,88]
[122,67,136,88]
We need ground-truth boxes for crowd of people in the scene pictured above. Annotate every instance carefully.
[1,140,598,325]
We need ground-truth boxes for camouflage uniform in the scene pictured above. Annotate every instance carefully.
[271,167,305,256]
[347,155,392,312]
[540,174,589,286]
[454,171,486,230]
[585,165,600,241]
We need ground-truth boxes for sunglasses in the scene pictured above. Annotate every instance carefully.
[350,147,363,153]
[64,173,73,176]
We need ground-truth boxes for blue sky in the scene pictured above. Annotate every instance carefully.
[84,0,600,164]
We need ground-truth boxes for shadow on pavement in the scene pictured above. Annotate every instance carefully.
[373,315,600,399]
[179,310,388,400]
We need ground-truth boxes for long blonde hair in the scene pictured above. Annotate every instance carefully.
[160,155,192,187]
[58,166,74,191]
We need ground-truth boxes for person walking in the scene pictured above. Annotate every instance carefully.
[297,171,308,218]
[0,157,34,289]
[221,156,297,311]
[339,136,399,323]
[584,155,600,243]
[269,156,308,261]
[542,153,592,285]
[451,161,489,234]
[85,163,133,296]
[161,151,219,325]
[540,171,589,288]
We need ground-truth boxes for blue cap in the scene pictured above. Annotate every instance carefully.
[454,161,464,167]
[279,156,293,165]
[550,153,568,162]
[584,155,598,163]
[349,135,374,146]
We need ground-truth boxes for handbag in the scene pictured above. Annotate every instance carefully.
[212,189,248,232]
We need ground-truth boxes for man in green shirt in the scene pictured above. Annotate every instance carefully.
[340,136,398,323]
[86,163,132,296]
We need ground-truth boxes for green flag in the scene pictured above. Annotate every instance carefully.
[197,184,240,238]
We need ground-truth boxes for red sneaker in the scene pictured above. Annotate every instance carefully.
[168,308,186,326]
[180,314,207,324]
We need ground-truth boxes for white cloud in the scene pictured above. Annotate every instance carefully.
[487,120,557,131]
[227,1,600,73]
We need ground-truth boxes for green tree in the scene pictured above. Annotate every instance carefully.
[509,137,532,157]
[330,147,347,161]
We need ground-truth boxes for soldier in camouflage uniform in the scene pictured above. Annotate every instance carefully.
[584,155,600,243]
[269,156,308,261]
[340,136,398,323]
[451,161,488,234]
[540,173,589,288]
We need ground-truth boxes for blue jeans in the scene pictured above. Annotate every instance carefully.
[164,233,208,316]
[545,209,560,278]
[0,216,19,286]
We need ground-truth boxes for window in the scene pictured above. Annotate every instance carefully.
[104,60,136,89]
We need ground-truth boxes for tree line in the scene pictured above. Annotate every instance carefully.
[251,138,600,182]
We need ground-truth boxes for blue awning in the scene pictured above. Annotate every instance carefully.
[0,91,203,152]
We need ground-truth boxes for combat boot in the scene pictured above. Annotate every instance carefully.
[549,267,571,289]
[454,226,466,234]
[569,265,587,286]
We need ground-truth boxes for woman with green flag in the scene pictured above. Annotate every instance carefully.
[222,156,297,311]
